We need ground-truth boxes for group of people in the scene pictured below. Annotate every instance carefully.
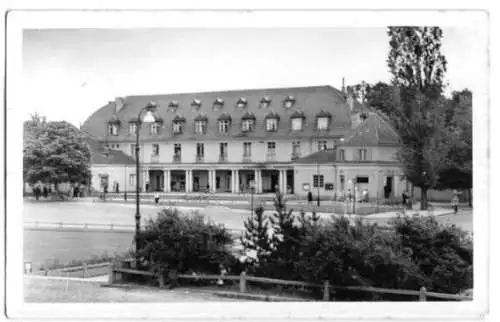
[32,186,51,200]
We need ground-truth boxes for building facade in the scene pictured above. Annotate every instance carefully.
[82,85,407,200]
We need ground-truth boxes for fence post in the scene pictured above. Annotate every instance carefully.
[83,262,88,278]
[419,286,427,301]
[323,280,330,301]
[239,271,247,293]
[108,265,115,284]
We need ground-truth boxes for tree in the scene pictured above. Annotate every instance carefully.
[387,27,448,209]
[23,115,92,197]
[240,205,274,265]
[437,89,473,205]
[365,82,398,117]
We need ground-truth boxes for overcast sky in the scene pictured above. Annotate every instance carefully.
[22,27,475,126]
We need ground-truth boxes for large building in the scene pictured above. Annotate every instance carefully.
[82,85,406,200]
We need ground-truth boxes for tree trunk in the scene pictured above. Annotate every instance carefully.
[468,188,472,207]
[420,188,428,210]
[410,184,415,210]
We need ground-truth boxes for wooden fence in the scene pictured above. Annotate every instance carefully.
[109,266,472,302]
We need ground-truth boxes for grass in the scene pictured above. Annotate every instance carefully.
[24,277,235,302]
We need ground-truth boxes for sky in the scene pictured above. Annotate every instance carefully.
[22,27,476,127]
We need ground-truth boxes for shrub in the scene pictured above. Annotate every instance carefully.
[137,208,235,275]
[390,215,473,294]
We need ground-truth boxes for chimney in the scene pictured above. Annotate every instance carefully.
[341,77,346,95]
[115,97,125,113]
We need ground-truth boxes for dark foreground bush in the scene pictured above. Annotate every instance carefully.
[241,193,473,300]
[137,208,236,275]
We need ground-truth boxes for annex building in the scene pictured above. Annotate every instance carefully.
[81,85,406,201]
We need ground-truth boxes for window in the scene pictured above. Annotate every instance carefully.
[173,122,183,134]
[267,142,276,153]
[317,117,329,130]
[108,124,118,136]
[318,140,328,151]
[116,144,120,149]
[339,149,345,161]
[150,122,161,135]
[241,120,255,132]
[260,97,271,109]
[152,144,159,156]
[174,144,182,161]
[129,123,137,134]
[356,176,369,184]
[283,96,295,108]
[196,143,204,157]
[237,98,247,109]
[195,121,207,134]
[359,149,368,161]
[243,142,252,157]
[219,142,228,156]
[292,141,301,155]
[218,120,230,134]
[313,175,325,188]
[266,118,278,132]
[291,118,303,131]
[129,174,135,186]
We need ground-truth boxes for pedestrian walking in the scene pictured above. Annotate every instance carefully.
[154,191,160,205]
[307,191,313,205]
[451,190,460,214]
[402,191,408,207]
[43,186,48,199]
[34,187,41,200]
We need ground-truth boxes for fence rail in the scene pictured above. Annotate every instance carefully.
[109,267,472,302]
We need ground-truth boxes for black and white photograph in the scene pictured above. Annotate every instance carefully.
[3,8,491,321]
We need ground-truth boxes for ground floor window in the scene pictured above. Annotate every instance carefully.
[129,174,135,185]
[356,176,369,184]
[313,174,324,188]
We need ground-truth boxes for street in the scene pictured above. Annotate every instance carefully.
[23,200,473,271]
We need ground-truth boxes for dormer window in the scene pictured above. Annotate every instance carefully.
[191,99,202,110]
[265,112,280,132]
[168,100,179,112]
[283,95,295,108]
[236,97,248,109]
[129,122,137,134]
[241,112,256,132]
[260,96,271,108]
[108,124,119,136]
[213,98,224,110]
[241,119,255,132]
[316,111,332,130]
[150,122,161,135]
[194,114,208,134]
[290,110,305,131]
[217,113,231,134]
[172,114,186,135]
[107,116,120,136]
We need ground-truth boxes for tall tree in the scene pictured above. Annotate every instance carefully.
[23,116,92,198]
[437,89,473,205]
[387,27,448,210]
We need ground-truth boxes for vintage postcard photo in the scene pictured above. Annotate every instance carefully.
[4,9,489,321]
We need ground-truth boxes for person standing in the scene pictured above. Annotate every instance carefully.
[451,190,460,214]
[307,191,313,205]
[154,191,160,205]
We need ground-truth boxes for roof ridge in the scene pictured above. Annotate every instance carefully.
[123,85,338,99]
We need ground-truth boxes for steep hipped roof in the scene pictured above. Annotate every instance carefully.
[341,112,400,147]
[294,149,337,164]
[83,134,135,166]
[81,85,353,142]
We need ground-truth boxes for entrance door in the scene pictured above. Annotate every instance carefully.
[385,176,393,198]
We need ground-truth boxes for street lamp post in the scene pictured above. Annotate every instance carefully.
[135,101,158,267]
[316,162,320,207]
[249,180,255,220]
